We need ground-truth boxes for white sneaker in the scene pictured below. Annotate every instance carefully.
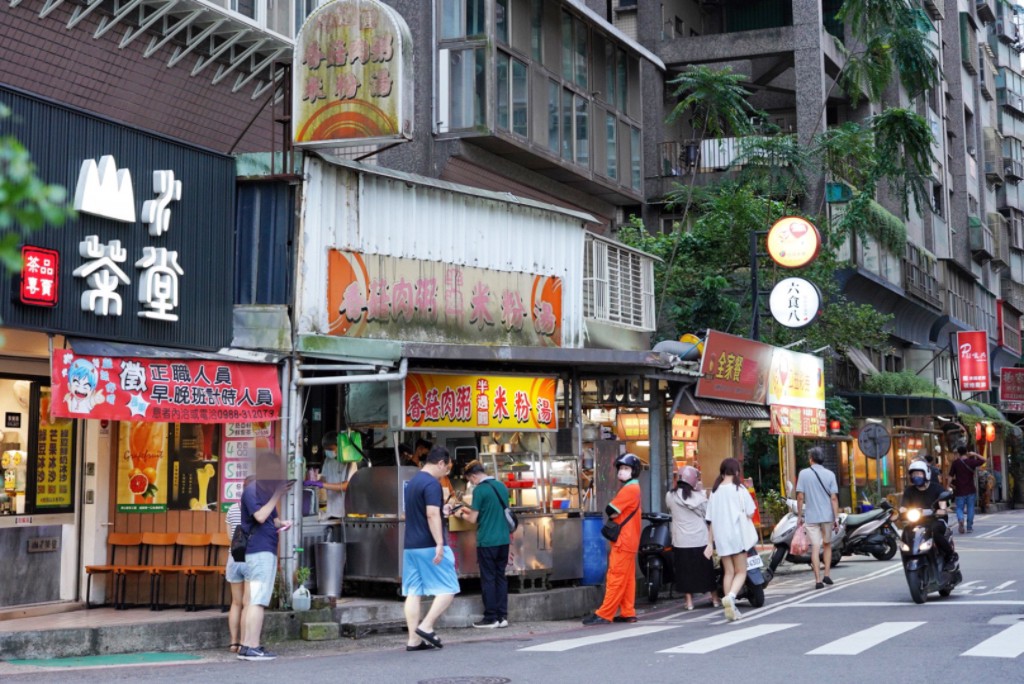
[497,619,508,628]
[722,594,738,622]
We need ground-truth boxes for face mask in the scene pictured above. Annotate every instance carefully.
[910,474,926,487]
[618,467,632,482]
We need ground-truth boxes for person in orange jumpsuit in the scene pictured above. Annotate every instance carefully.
[583,453,643,625]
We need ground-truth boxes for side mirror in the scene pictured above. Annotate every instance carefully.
[937,490,952,503]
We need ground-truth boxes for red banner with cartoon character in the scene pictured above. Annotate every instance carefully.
[51,351,281,423]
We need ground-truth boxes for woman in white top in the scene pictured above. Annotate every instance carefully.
[704,458,758,622]
[665,466,718,610]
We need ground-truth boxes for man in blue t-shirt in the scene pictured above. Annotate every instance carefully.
[402,446,459,651]
[238,450,291,662]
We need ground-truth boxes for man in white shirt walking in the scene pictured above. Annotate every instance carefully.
[796,447,840,589]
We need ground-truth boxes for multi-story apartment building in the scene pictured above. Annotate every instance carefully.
[606,0,1024,405]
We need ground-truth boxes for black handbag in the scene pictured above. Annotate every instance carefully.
[230,514,253,562]
[601,507,639,542]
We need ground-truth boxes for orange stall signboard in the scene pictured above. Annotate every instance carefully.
[404,373,557,432]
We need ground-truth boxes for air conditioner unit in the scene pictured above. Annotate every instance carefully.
[967,145,977,157]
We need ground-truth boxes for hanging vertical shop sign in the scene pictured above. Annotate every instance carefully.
[767,347,826,437]
[19,246,59,307]
[998,367,1024,412]
[696,330,774,405]
[766,217,822,269]
[957,330,991,392]
[293,0,414,148]
[768,277,821,329]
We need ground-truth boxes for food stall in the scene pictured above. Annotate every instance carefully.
[335,371,584,591]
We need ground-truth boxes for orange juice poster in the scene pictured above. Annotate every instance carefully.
[117,423,169,513]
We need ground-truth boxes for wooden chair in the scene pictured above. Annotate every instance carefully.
[150,532,208,610]
[84,533,144,609]
[186,532,231,611]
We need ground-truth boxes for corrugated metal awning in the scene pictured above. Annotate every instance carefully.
[845,347,880,376]
[680,391,770,420]
[67,338,284,364]
[838,392,983,418]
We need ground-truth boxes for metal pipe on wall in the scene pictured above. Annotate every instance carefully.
[294,358,408,387]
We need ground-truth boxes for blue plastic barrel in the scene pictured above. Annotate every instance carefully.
[582,513,609,585]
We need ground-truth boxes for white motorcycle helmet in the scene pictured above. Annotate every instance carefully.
[908,460,930,484]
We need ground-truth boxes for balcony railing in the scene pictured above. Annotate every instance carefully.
[902,244,943,309]
[658,136,789,175]
[1002,305,1022,353]
[978,0,997,24]
[1002,277,1024,313]
[948,287,980,328]
[989,212,1011,268]
[970,217,995,260]
[923,0,944,20]
[997,86,1024,114]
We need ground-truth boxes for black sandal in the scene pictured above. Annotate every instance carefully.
[406,642,434,651]
[229,643,241,653]
[415,628,443,649]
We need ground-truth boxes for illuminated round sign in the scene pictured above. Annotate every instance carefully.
[767,217,821,269]
[769,277,821,328]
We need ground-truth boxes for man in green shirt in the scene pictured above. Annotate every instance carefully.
[452,460,511,629]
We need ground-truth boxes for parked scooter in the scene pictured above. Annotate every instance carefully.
[714,546,768,607]
[900,491,962,604]
[768,498,846,577]
[638,512,674,603]
[839,501,899,561]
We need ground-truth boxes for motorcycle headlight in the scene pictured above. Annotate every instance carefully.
[906,509,922,523]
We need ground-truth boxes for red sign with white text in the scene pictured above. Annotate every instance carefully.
[999,367,1024,412]
[957,331,990,392]
[51,351,281,423]
[20,246,59,307]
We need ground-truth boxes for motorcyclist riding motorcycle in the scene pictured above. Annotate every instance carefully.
[901,460,958,570]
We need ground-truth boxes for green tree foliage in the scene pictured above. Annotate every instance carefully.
[0,104,73,271]
[861,370,946,396]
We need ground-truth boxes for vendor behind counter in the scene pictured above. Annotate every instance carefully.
[319,431,358,519]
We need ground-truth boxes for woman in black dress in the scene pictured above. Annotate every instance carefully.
[665,466,718,610]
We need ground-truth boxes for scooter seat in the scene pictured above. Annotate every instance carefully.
[844,509,887,526]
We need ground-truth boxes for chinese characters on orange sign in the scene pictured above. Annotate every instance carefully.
[328,250,563,347]
[404,373,557,431]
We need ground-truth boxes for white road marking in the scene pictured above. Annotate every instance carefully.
[793,600,1024,607]
[961,623,1024,658]
[977,525,1018,539]
[658,623,799,654]
[519,625,679,652]
[806,622,924,655]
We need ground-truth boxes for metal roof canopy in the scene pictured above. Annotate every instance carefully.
[314,154,599,225]
[678,390,770,421]
[67,337,284,364]
[838,392,984,419]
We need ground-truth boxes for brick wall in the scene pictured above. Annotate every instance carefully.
[0,3,278,154]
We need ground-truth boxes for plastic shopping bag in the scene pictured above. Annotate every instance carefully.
[790,523,810,556]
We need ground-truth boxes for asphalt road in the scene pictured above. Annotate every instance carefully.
[4,509,1023,684]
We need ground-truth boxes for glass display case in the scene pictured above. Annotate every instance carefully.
[485,452,581,513]
[542,455,581,513]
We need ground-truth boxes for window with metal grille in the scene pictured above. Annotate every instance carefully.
[583,235,655,330]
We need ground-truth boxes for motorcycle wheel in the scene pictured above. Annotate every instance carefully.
[872,537,898,561]
[830,547,842,567]
[939,588,953,597]
[647,564,662,604]
[746,584,765,608]
[906,569,928,604]
[769,546,787,573]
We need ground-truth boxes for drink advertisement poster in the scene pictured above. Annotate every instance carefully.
[116,422,169,513]
[36,388,74,509]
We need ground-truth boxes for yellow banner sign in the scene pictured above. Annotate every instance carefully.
[36,389,74,509]
[404,373,558,432]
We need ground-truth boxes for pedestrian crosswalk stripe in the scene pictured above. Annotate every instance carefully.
[961,623,1024,658]
[519,625,679,653]
[657,623,799,655]
[806,622,925,655]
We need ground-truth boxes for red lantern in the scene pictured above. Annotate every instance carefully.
[829,419,841,433]
[986,423,997,443]
[975,423,983,442]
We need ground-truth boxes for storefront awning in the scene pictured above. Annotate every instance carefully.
[838,392,984,419]
[68,338,284,364]
[679,391,770,421]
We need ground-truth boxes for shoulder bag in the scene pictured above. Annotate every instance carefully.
[230,506,255,562]
[601,506,639,542]
[484,480,519,533]
[810,466,834,500]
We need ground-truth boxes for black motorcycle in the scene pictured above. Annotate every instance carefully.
[900,491,962,604]
[714,546,768,608]
[638,512,674,603]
